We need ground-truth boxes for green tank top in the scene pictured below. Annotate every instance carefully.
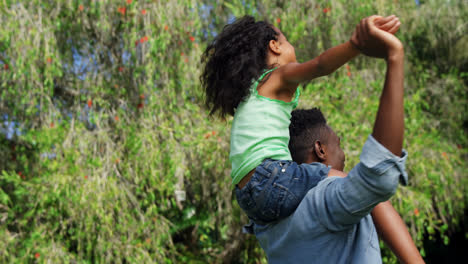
[229,68,300,185]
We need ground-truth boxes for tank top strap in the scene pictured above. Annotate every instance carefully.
[251,67,278,93]
[259,67,278,81]
[291,86,301,108]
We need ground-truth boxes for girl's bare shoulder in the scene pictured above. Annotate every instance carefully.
[257,65,299,102]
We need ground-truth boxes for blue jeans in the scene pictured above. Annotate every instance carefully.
[235,159,330,224]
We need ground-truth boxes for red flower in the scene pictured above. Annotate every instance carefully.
[84,175,88,179]
[114,115,119,121]
[87,99,92,108]
[115,158,120,164]
[119,67,124,72]
[211,131,216,136]
[140,36,149,43]
[180,52,184,56]
[141,9,146,15]
[79,5,84,11]
[442,152,448,159]
[135,40,139,46]
[34,253,40,259]
[189,36,195,42]
[137,103,144,109]
[118,7,126,15]
[164,25,169,31]
[184,57,189,63]
[414,208,420,216]
[204,132,211,139]
[18,171,25,179]
[323,7,331,13]
[127,0,132,4]
[46,57,52,63]
[139,94,145,99]
[347,70,351,77]
[4,64,8,70]
[50,122,54,128]
[276,18,281,24]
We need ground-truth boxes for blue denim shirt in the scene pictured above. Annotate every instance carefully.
[253,135,408,264]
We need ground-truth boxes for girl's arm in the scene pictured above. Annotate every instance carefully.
[278,15,400,84]
[279,41,359,83]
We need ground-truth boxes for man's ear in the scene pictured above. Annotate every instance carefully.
[314,140,327,162]
[269,39,281,55]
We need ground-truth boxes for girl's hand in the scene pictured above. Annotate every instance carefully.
[374,15,401,34]
[350,15,403,59]
[350,15,400,48]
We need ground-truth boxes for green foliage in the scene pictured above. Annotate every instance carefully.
[0,0,466,263]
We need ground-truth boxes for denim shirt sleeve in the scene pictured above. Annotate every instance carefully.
[308,135,408,232]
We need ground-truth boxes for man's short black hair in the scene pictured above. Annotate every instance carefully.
[289,108,330,164]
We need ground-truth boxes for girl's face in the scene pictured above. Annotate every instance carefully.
[275,28,297,64]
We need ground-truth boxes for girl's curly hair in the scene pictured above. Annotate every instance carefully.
[200,15,278,118]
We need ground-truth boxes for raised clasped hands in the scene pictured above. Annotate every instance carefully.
[351,15,404,60]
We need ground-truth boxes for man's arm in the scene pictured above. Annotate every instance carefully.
[371,50,404,155]
[329,169,424,263]
[330,17,423,262]
[372,202,425,263]
[307,16,409,228]
[352,16,405,154]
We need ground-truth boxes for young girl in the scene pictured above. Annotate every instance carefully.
[200,15,401,224]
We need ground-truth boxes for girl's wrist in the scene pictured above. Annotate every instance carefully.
[348,40,361,54]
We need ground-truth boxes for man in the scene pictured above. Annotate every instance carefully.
[286,108,424,263]
[251,16,425,263]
